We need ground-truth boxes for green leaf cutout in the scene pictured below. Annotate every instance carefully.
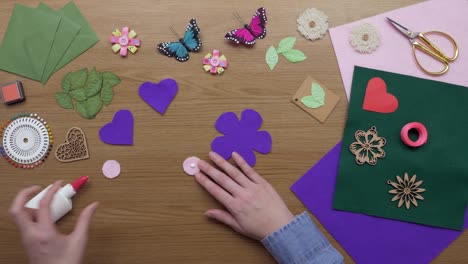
[71,68,88,90]
[277,37,296,54]
[300,83,326,109]
[75,101,90,119]
[57,68,120,118]
[84,95,103,118]
[101,84,114,106]
[85,67,102,97]
[55,92,73,109]
[283,49,307,63]
[69,89,87,102]
[61,72,73,92]
[102,71,121,87]
[266,46,279,70]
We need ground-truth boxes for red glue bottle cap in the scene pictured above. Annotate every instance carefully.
[71,176,88,192]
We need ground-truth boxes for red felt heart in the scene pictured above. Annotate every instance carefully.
[363,77,399,113]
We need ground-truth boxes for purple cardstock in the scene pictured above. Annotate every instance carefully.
[99,109,134,145]
[139,79,178,115]
[291,142,468,264]
[211,109,272,166]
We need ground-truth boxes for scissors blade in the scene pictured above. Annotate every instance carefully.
[387,17,416,39]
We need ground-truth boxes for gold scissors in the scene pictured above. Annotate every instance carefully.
[387,17,459,76]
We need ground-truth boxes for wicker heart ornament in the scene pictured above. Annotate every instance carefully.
[55,127,90,163]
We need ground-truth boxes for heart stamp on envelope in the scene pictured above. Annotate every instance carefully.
[55,127,90,163]
[139,79,178,115]
[99,110,134,145]
[363,77,399,113]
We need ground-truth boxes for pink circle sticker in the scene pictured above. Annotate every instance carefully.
[183,156,200,176]
[102,160,121,179]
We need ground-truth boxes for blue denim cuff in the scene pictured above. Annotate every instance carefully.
[261,212,343,264]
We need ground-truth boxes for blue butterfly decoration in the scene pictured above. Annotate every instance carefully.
[157,18,202,62]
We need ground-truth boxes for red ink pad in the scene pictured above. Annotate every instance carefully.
[1,81,25,105]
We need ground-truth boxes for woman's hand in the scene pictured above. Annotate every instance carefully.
[195,152,295,240]
[9,181,99,264]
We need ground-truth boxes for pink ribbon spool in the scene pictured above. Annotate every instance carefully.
[400,122,428,147]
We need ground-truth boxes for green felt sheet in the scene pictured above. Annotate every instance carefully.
[38,3,81,84]
[333,66,468,230]
[0,4,60,81]
[54,1,99,73]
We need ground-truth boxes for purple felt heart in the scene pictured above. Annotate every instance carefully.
[99,110,134,145]
[139,79,178,115]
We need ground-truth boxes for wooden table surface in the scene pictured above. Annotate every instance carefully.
[1,0,466,263]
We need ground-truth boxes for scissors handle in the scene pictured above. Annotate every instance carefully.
[412,31,459,76]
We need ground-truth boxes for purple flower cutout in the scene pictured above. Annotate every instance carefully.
[211,109,272,166]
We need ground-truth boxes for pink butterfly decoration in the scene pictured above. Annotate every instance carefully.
[225,7,267,46]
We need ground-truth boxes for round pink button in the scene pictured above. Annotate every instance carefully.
[102,160,121,179]
[119,36,129,46]
[183,156,200,176]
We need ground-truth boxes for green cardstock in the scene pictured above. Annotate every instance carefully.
[0,4,61,81]
[53,1,99,73]
[38,3,81,84]
[333,66,468,230]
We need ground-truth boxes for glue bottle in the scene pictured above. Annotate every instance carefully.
[25,176,88,222]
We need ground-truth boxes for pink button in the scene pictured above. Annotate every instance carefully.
[119,36,129,46]
[102,160,121,179]
[211,57,220,66]
[183,156,200,176]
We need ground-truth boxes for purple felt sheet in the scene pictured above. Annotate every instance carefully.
[291,142,468,264]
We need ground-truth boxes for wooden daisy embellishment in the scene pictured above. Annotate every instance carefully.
[110,26,141,57]
[387,173,426,209]
[296,8,329,41]
[349,126,386,165]
[349,23,380,53]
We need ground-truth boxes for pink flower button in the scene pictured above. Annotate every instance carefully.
[183,156,200,176]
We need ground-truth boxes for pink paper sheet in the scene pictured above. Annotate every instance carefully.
[330,0,468,101]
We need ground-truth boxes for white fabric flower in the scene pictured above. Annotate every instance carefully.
[297,8,329,41]
[349,23,381,53]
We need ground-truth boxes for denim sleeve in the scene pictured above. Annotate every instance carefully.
[261,212,344,264]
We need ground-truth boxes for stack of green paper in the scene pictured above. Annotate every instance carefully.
[0,2,99,84]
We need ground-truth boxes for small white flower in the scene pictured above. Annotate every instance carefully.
[297,8,329,41]
[350,23,381,53]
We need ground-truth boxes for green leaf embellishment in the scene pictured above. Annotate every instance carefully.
[102,71,121,87]
[277,37,296,54]
[58,68,120,119]
[61,72,73,92]
[266,46,279,70]
[84,95,103,118]
[69,89,87,102]
[283,49,307,63]
[101,84,114,106]
[85,67,102,97]
[75,101,90,119]
[300,83,326,109]
[71,68,88,90]
[55,92,73,109]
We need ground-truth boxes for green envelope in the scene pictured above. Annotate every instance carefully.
[333,66,468,230]
[53,1,99,73]
[0,4,61,81]
[38,3,81,84]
